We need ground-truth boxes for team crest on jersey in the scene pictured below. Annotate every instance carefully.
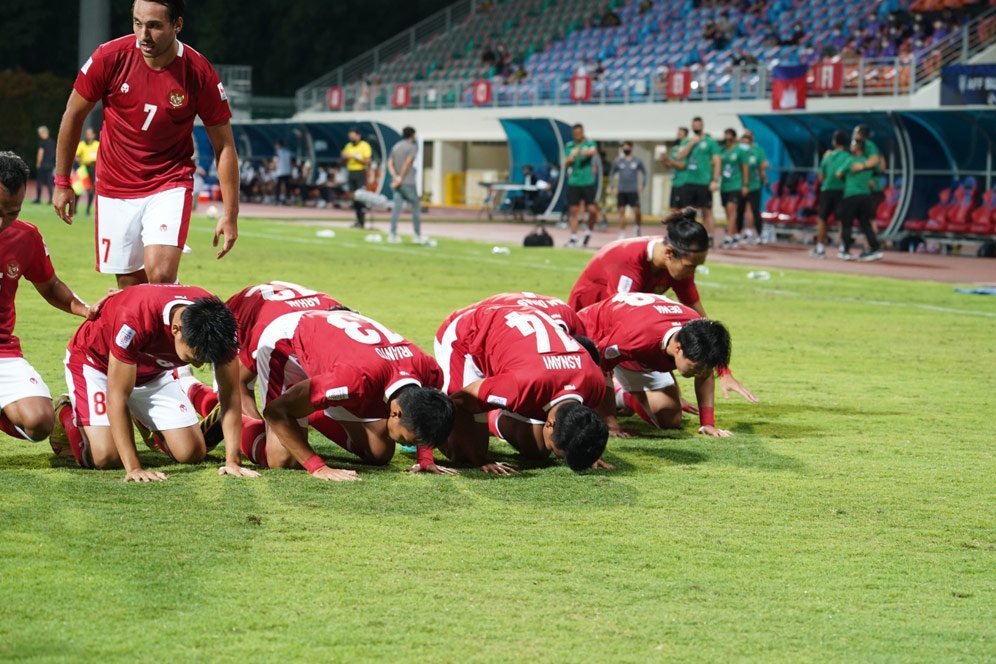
[160,223,168,232]
[5,262,20,279]
[326,387,349,401]
[120,83,130,94]
[168,89,187,108]
[217,82,228,102]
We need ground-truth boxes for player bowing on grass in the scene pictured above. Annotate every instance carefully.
[52,284,258,482]
[0,152,106,446]
[259,310,455,480]
[441,291,587,338]
[434,303,609,474]
[578,292,739,437]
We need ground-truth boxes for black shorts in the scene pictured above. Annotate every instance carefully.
[683,183,713,209]
[567,185,597,207]
[736,189,762,225]
[720,190,742,206]
[617,191,640,209]
[670,184,686,209]
[818,190,844,221]
[838,194,876,225]
[347,169,366,191]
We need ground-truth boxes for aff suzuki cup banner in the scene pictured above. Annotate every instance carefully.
[941,64,996,106]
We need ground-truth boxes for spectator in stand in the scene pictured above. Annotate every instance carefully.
[737,129,769,244]
[836,138,883,262]
[811,130,850,259]
[34,126,55,205]
[783,22,805,46]
[714,12,734,49]
[674,116,721,238]
[341,128,372,229]
[638,0,652,15]
[273,140,292,205]
[74,127,99,216]
[600,7,622,27]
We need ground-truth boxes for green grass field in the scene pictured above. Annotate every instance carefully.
[1,205,993,662]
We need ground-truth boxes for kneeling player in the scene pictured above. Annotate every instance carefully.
[54,284,258,482]
[435,303,609,474]
[259,310,454,480]
[0,151,102,446]
[441,291,587,337]
[578,292,745,436]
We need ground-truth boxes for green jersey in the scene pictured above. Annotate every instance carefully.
[670,144,687,188]
[683,134,720,186]
[720,145,744,192]
[818,148,849,192]
[565,139,598,187]
[742,144,767,191]
[840,155,874,198]
[864,139,882,192]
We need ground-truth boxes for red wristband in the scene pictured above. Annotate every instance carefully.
[416,445,435,469]
[716,365,732,378]
[54,174,71,188]
[303,454,327,474]
[699,406,715,428]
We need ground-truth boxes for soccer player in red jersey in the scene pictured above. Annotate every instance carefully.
[53,284,259,482]
[0,152,105,445]
[440,291,587,338]
[578,292,739,437]
[259,310,454,480]
[435,303,609,474]
[53,0,239,288]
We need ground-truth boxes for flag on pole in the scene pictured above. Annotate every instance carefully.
[771,64,808,111]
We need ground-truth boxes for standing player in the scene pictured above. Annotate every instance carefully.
[674,117,721,237]
[341,127,372,229]
[53,284,259,482]
[564,123,600,248]
[719,128,748,248]
[0,152,102,446]
[737,129,769,244]
[578,292,740,437]
[74,127,100,216]
[53,0,240,288]
[664,127,689,209]
[609,141,646,239]
[259,310,454,479]
[811,130,850,258]
[434,303,608,474]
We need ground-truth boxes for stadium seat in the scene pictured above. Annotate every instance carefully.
[945,181,978,234]
[761,182,783,223]
[924,187,953,231]
[968,189,996,235]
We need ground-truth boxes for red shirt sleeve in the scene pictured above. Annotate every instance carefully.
[476,374,522,412]
[671,276,700,307]
[307,367,368,411]
[24,229,56,284]
[108,314,151,366]
[74,45,112,103]
[606,262,644,295]
[195,64,232,127]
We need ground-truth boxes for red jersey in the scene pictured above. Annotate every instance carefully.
[290,310,443,420]
[73,36,232,198]
[69,284,214,385]
[443,305,604,421]
[0,221,56,358]
[577,292,701,373]
[568,237,699,311]
[439,292,586,338]
[225,282,342,371]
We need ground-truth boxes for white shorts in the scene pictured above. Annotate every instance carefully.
[95,187,192,274]
[613,364,676,392]
[434,314,485,395]
[64,351,198,430]
[0,357,52,409]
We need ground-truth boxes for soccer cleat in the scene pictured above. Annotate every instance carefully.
[858,250,884,262]
[809,247,826,259]
[48,395,72,457]
[565,236,579,248]
[838,249,853,261]
[133,417,174,460]
[199,403,224,451]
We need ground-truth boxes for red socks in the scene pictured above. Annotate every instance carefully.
[239,415,268,467]
[0,413,28,441]
[307,412,349,446]
[188,383,219,417]
[59,406,89,468]
[622,391,656,426]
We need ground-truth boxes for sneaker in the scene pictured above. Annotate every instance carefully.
[838,249,854,261]
[809,247,826,259]
[412,235,424,245]
[617,231,626,240]
[565,236,579,248]
[199,403,224,451]
[858,250,884,262]
[387,234,401,244]
[722,236,736,249]
[49,395,72,457]
[582,230,592,248]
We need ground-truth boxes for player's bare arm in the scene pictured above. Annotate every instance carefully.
[237,362,262,419]
[262,380,359,481]
[214,357,259,479]
[598,373,629,438]
[53,91,96,225]
[447,383,515,474]
[694,372,730,438]
[204,122,239,259]
[32,276,91,318]
[107,356,167,481]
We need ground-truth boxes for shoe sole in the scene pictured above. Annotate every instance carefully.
[49,395,72,456]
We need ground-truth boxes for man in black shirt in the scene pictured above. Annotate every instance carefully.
[34,126,55,205]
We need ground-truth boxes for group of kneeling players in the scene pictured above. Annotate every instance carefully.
[0,151,758,482]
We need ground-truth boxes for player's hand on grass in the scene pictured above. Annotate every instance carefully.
[218,464,261,479]
[85,288,121,319]
[124,468,167,483]
[680,397,700,415]
[719,373,759,403]
[312,466,360,482]
[698,425,732,437]
[591,458,615,470]
[53,187,76,225]
[608,426,632,439]
[480,462,517,475]
[213,214,238,260]
[409,462,458,475]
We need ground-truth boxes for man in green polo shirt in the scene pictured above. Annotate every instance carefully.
[737,129,769,244]
[666,126,690,209]
[835,138,883,262]
[564,123,600,248]
[811,130,850,258]
[675,116,721,237]
[719,128,748,248]
[853,124,883,194]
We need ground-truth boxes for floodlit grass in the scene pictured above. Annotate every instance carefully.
[1,205,993,662]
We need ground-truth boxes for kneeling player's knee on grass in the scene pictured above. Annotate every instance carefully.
[89,446,121,470]
[656,408,683,430]
[164,433,206,464]
[552,403,608,472]
[361,444,394,466]
[21,411,55,442]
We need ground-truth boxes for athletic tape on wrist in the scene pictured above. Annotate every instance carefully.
[716,365,732,377]
[54,175,71,188]
[416,445,435,469]
[699,406,715,428]
[303,454,327,474]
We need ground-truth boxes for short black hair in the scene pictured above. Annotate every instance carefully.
[396,386,454,447]
[572,123,584,131]
[181,297,239,365]
[0,152,30,193]
[348,126,361,135]
[573,335,600,364]
[402,126,416,139]
[139,0,185,22]
[675,318,731,369]
[622,140,633,148]
[662,207,709,255]
[692,116,704,123]
[724,128,737,139]
[677,126,689,135]
[832,130,849,148]
[551,402,608,472]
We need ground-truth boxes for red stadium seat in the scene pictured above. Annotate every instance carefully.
[968,189,995,235]
[925,187,952,231]
[874,184,898,231]
[945,181,977,234]
[761,182,783,223]
[777,193,802,223]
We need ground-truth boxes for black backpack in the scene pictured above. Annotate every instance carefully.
[523,225,554,247]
